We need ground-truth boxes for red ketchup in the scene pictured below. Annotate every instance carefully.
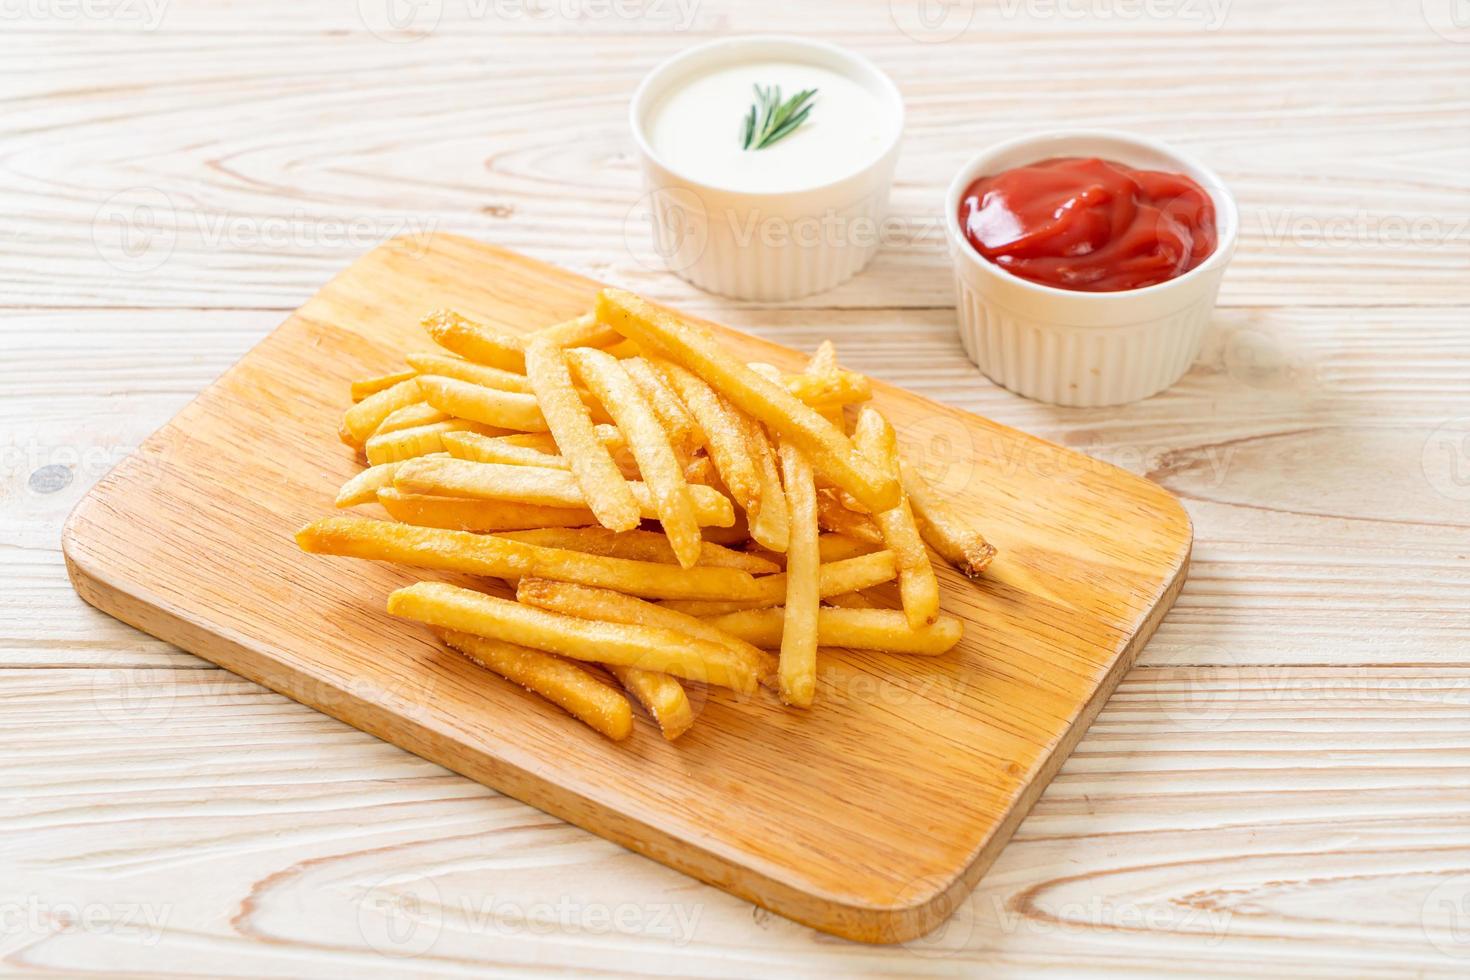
[958,157,1217,292]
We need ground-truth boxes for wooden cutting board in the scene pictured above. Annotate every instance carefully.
[62,235,1191,944]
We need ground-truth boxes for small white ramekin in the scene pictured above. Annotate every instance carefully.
[945,130,1237,407]
[629,36,903,302]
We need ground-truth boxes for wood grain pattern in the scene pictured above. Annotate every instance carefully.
[7,0,1470,971]
[4,4,1466,312]
[60,235,1190,942]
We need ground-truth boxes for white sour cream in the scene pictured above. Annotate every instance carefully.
[646,60,897,194]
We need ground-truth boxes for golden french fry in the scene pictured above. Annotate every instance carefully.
[516,578,777,690]
[801,340,847,430]
[698,519,751,547]
[818,533,878,563]
[703,607,963,656]
[337,463,401,508]
[775,441,819,707]
[442,438,637,480]
[335,454,446,508]
[497,527,779,575]
[652,358,761,513]
[624,356,703,451]
[590,423,627,452]
[567,347,703,569]
[821,591,876,609]
[405,352,531,393]
[443,427,625,468]
[351,369,416,402]
[751,352,870,414]
[815,488,885,543]
[297,516,760,601]
[422,310,525,372]
[378,488,601,531]
[605,664,693,741]
[377,401,450,435]
[416,375,547,431]
[534,312,621,349]
[495,432,559,453]
[444,430,565,469]
[742,415,789,553]
[747,368,866,414]
[683,454,716,486]
[807,340,838,376]
[786,370,870,410]
[388,582,758,691]
[799,340,870,409]
[405,352,532,393]
[391,456,735,527]
[658,550,898,617]
[853,408,940,629]
[752,533,874,569]
[578,391,619,427]
[341,377,422,446]
[597,289,899,512]
[795,552,900,594]
[438,628,632,740]
[834,488,869,515]
[365,419,507,466]
[525,335,641,532]
[901,465,997,578]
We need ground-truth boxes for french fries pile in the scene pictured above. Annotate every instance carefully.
[297,289,995,742]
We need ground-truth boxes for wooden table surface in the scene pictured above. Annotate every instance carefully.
[4,1,1468,975]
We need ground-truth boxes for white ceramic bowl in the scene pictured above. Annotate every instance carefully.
[629,36,903,302]
[944,130,1237,407]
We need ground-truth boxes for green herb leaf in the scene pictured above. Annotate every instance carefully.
[741,84,818,151]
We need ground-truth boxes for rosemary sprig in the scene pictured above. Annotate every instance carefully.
[741,84,818,151]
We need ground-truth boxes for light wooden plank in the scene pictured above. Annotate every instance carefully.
[2,10,1465,310]
[2,666,1468,977]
